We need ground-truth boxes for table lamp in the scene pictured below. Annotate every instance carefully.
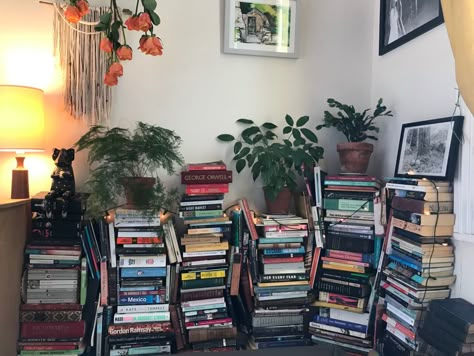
[0,85,45,199]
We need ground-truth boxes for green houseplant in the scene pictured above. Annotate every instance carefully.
[316,98,393,174]
[74,121,184,216]
[217,115,324,214]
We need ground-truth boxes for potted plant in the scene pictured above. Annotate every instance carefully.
[74,121,184,216]
[316,98,393,174]
[217,115,324,214]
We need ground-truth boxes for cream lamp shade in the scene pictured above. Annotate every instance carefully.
[0,85,45,198]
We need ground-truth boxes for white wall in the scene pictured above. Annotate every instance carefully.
[370,1,474,303]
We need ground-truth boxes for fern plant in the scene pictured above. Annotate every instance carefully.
[217,115,324,201]
[316,98,393,142]
[74,121,184,216]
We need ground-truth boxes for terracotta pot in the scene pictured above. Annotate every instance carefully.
[122,177,156,207]
[263,187,292,214]
[337,142,374,174]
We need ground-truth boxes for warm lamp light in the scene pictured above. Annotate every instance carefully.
[0,85,45,199]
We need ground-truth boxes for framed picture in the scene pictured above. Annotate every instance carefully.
[223,0,298,58]
[379,0,444,55]
[394,116,464,181]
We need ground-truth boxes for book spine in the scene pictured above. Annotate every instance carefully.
[181,170,232,184]
[180,204,223,212]
[325,234,374,254]
[324,198,374,212]
[116,237,162,244]
[181,270,226,281]
[258,273,308,282]
[314,315,367,333]
[107,322,172,336]
[186,185,229,195]
[324,180,378,187]
[317,280,368,298]
[113,311,170,323]
[118,294,165,305]
[119,255,166,268]
[20,321,85,339]
[120,267,167,278]
[20,310,82,322]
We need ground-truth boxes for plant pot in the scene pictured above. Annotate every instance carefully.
[337,142,374,174]
[122,177,156,207]
[263,187,292,214]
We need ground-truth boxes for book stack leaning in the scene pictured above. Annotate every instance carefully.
[178,160,237,351]
[18,194,88,356]
[380,178,456,355]
[309,175,384,355]
[104,207,175,355]
[247,212,313,350]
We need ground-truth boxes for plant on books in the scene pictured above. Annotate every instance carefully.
[74,121,184,216]
[217,115,324,213]
[316,98,393,174]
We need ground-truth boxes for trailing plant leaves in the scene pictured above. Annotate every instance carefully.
[142,0,157,11]
[149,11,161,26]
[217,134,235,142]
[233,141,242,154]
[237,118,254,125]
[262,122,277,129]
[296,115,309,127]
[285,114,294,126]
[236,159,246,173]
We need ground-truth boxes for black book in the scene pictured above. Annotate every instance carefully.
[323,190,376,201]
[381,331,415,356]
[320,269,372,285]
[31,191,88,215]
[181,194,224,202]
[429,298,474,341]
[325,234,374,253]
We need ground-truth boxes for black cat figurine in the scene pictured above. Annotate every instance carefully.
[44,148,76,218]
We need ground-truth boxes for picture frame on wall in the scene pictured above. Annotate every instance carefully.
[223,0,298,58]
[379,0,444,55]
[394,116,464,181]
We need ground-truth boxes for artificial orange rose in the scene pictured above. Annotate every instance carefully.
[100,37,113,53]
[137,12,152,32]
[139,35,163,56]
[64,5,81,23]
[104,72,118,86]
[125,15,140,31]
[108,62,123,77]
[116,45,133,60]
[76,0,89,16]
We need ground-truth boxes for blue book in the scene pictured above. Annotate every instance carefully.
[119,294,165,305]
[314,315,368,334]
[120,267,167,278]
[254,285,310,294]
[262,247,305,255]
[259,237,304,244]
[388,252,421,272]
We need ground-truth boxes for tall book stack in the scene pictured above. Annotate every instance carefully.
[18,193,88,356]
[380,178,456,355]
[247,213,313,350]
[178,161,237,351]
[309,175,384,355]
[103,207,175,355]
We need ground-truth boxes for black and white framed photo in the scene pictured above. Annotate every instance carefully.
[379,0,444,55]
[223,0,298,58]
[394,116,464,181]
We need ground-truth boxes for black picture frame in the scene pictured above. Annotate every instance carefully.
[394,116,464,181]
[379,0,444,56]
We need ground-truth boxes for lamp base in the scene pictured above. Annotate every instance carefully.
[11,157,29,199]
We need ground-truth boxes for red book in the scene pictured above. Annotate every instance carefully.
[326,250,365,262]
[186,184,229,195]
[261,256,304,264]
[186,317,233,327]
[181,170,232,184]
[116,237,162,244]
[21,345,78,351]
[20,321,85,339]
[238,199,258,241]
[20,304,82,311]
[263,224,307,231]
[100,260,108,306]
[187,161,226,171]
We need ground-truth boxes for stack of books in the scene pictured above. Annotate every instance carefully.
[248,214,312,349]
[380,177,456,354]
[178,161,237,351]
[310,175,384,355]
[104,207,175,355]
[17,194,88,356]
[418,298,474,355]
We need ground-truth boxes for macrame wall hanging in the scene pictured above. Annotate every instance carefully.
[53,5,112,124]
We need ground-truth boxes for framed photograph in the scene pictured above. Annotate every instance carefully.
[223,0,298,58]
[379,0,444,55]
[394,116,464,181]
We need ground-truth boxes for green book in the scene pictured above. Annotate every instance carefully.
[323,198,374,212]
[181,277,225,290]
[80,257,87,306]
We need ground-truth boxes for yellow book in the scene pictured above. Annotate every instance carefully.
[256,281,309,288]
[322,261,366,274]
[184,216,229,225]
[392,217,454,237]
[312,301,364,313]
[180,237,221,245]
[185,241,229,253]
[181,269,226,281]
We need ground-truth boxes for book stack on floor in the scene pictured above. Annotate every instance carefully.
[178,161,237,351]
[380,177,456,355]
[418,298,474,356]
[18,194,88,356]
[309,175,384,355]
[103,207,175,355]
[247,213,313,350]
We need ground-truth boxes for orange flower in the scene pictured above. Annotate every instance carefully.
[139,35,163,56]
[104,72,118,86]
[125,15,140,31]
[116,45,133,60]
[76,0,89,16]
[64,5,81,23]
[137,12,152,32]
[108,62,123,77]
[100,38,113,53]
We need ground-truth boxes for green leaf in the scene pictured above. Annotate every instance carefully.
[236,159,246,173]
[99,12,112,26]
[233,141,242,154]
[142,0,157,11]
[285,114,294,126]
[234,147,250,160]
[149,11,160,26]
[301,128,318,143]
[252,161,263,181]
[252,134,263,144]
[296,115,309,127]
[292,129,302,140]
[236,118,254,125]
[262,122,277,129]
[217,134,234,142]
[241,126,260,139]
[94,23,107,32]
[283,126,292,134]
[247,153,256,167]
[264,131,277,140]
[294,139,305,146]
[283,139,292,147]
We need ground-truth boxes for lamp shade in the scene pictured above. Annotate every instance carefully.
[0,85,45,152]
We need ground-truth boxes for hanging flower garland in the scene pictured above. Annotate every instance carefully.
[64,0,163,86]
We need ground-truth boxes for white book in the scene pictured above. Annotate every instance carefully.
[117,304,169,313]
[180,200,224,207]
[181,297,225,308]
[119,254,166,268]
[29,254,80,260]
[257,292,307,301]
[113,311,170,324]
[182,250,226,258]
[117,231,160,238]
[108,222,116,268]
[329,308,370,326]
[309,321,367,339]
